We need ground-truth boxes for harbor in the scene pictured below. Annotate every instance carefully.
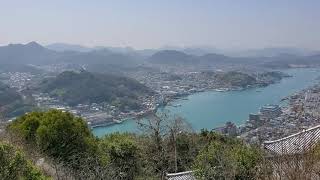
[93,68,320,137]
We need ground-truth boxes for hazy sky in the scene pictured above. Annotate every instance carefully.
[1,0,319,50]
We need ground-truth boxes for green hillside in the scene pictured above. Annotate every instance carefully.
[0,82,34,118]
[215,71,257,87]
[40,71,154,108]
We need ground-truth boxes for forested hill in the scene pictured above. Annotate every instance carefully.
[0,82,21,106]
[214,71,257,88]
[0,82,33,118]
[216,71,291,87]
[39,71,154,106]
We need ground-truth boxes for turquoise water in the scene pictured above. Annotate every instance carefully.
[93,68,320,137]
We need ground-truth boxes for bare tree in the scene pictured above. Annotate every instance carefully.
[137,110,192,179]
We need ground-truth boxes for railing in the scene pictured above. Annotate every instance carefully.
[166,171,195,180]
[166,125,320,179]
[263,124,320,155]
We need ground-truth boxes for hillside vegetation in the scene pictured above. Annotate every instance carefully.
[0,82,21,106]
[0,82,34,118]
[3,110,320,179]
[39,71,153,107]
[4,110,263,179]
[213,71,290,88]
[215,71,257,88]
[0,142,49,180]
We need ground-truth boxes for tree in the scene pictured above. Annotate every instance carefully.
[137,111,193,179]
[137,112,169,179]
[193,134,262,180]
[0,141,49,180]
[8,110,97,165]
[99,133,139,180]
[166,116,193,173]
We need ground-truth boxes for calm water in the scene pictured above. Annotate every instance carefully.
[93,68,320,137]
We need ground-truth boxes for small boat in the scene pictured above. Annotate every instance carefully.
[114,119,122,124]
[215,88,229,92]
[172,104,182,107]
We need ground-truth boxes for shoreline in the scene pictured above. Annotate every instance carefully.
[92,68,320,138]
[91,80,288,130]
[91,70,300,131]
[240,82,320,143]
[90,109,156,129]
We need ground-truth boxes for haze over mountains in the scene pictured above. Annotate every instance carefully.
[0,42,59,65]
[46,43,93,52]
[0,42,319,73]
[45,43,317,57]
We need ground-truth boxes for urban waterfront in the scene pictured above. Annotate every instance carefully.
[93,68,320,137]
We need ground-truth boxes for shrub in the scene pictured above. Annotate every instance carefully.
[0,141,49,180]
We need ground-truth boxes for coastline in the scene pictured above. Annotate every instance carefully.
[90,108,156,129]
[90,70,296,131]
[91,76,289,130]
[92,68,320,137]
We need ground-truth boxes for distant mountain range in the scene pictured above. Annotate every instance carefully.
[0,42,143,73]
[264,54,320,68]
[0,42,319,71]
[154,45,316,57]
[231,47,313,57]
[0,42,59,65]
[148,50,195,64]
[44,43,320,68]
[148,50,236,66]
[46,43,93,52]
[46,43,317,57]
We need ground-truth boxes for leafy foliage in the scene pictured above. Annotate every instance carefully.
[194,131,262,180]
[7,110,263,179]
[8,110,97,163]
[0,142,49,180]
[99,133,140,179]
